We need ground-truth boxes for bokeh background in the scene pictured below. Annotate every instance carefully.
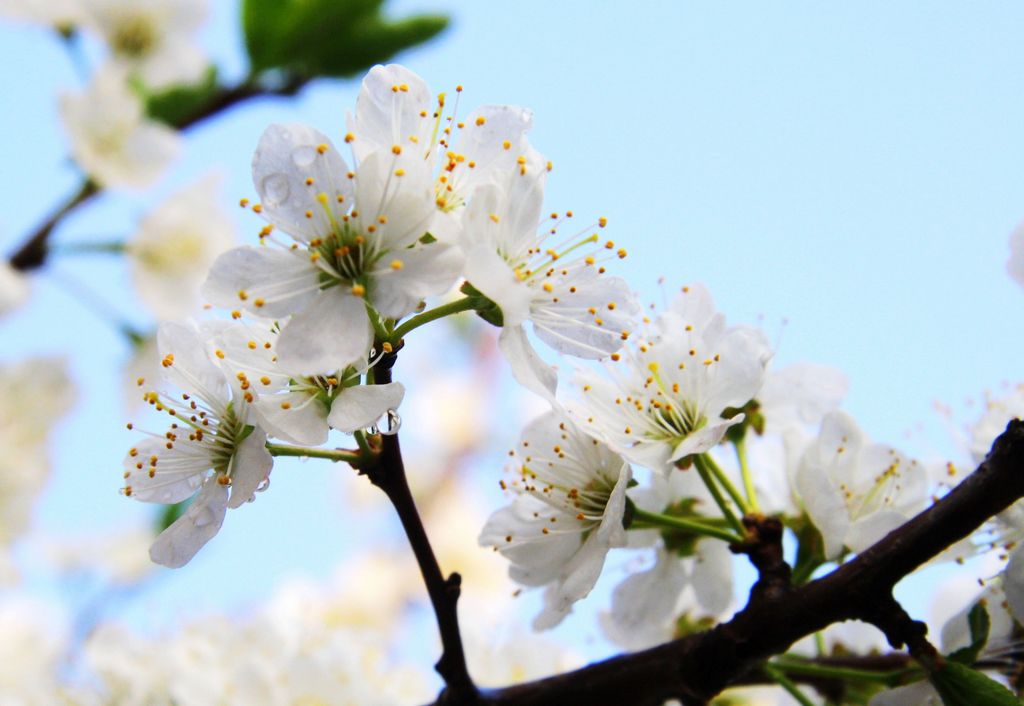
[0,0,1022,696]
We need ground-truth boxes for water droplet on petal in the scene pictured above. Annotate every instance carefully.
[292,145,317,167]
[260,173,291,206]
[382,409,401,436]
[256,477,270,493]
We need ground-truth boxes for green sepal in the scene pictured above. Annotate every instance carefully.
[238,424,256,442]
[946,601,991,666]
[723,399,765,444]
[460,281,504,327]
[929,660,1021,706]
[242,0,447,78]
[141,66,220,127]
[622,496,636,530]
[674,612,716,639]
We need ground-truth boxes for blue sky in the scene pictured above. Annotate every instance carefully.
[0,0,1022,671]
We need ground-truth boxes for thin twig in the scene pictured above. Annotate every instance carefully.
[6,74,311,272]
[419,419,1024,706]
[366,352,479,703]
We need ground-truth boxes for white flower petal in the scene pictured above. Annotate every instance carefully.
[464,245,532,327]
[254,391,329,446]
[327,382,405,433]
[226,428,273,509]
[369,242,463,319]
[498,326,557,402]
[202,245,319,318]
[275,289,371,375]
[251,123,353,243]
[157,321,227,402]
[149,481,229,568]
[348,64,433,163]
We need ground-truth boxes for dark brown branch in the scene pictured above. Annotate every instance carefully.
[421,419,1024,706]
[366,352,479,704]
[6,74,310,272]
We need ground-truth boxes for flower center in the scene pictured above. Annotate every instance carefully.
[111,14,158,59]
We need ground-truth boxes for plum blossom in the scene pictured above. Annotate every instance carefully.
[347,63,539,242]
[122,322,272,567]
[572,283,771,475]
[479,410,631,629]
[0,357,75,581]
[0,0,84,27]
[460,164,640,399]
[83,0,208,89]
[60,65,180,188]
[795,410,928,560]
[127,173,236,320]
[203,122,463,375]
[207,320,405,446]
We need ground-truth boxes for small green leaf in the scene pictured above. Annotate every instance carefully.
[947,601,991,666]
[930,661,1021,706]
[242,0,448,78]
[143,66,220,127]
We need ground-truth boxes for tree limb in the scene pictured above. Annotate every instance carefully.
[419,419,1024,706]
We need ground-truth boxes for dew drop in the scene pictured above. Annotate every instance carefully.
[260,173,291,206]
[292,145,318,168]
[256,477,270,493]
[381,409,401,436]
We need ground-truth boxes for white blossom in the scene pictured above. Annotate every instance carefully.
[60,66,180,188]
[348,63,539,243]
[122,321,272,567]
[479,410,631,629]
[572,283,771,475]
[127,173,236,320]
[82,0,208,89]
[208,320,405,445]
[795,410,928,560]
[0,0,84,27]
[204,123,463,375]
[461,164,640,400]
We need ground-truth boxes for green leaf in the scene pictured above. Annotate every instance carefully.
[242,0,448,78]
[142,66,220,127]
[930,661,1021,706]
[947,602,991,666]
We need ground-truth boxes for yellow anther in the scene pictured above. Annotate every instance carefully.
[607,302,617,310]
[305,177,314,186]
[475,116,486,126]
[399,83,409,92]
[390,259,404,270]
[489,213,500,223]
[247,340,257,350]
[392,144,402,155]
[260,376,271,385]
[503,140,511,150]
[252,204,263,213]
[214,349,225,359]
[382,342,394,353]
[617,248,627,259]
[316,193,329,205]
[161,354,174,367]
[280,402,291,410]
[378,215,388,224]
[395,168,406,176]
[611,353,621,362]
[239,198,250,208]
[231,310,242,319]
[344,133,354,143]
[304,210,313,219]
[316,143,328,154]
[254,298,265,308]
[598,217,608,227]
[351,284,366,296]
[542,282,553,293]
